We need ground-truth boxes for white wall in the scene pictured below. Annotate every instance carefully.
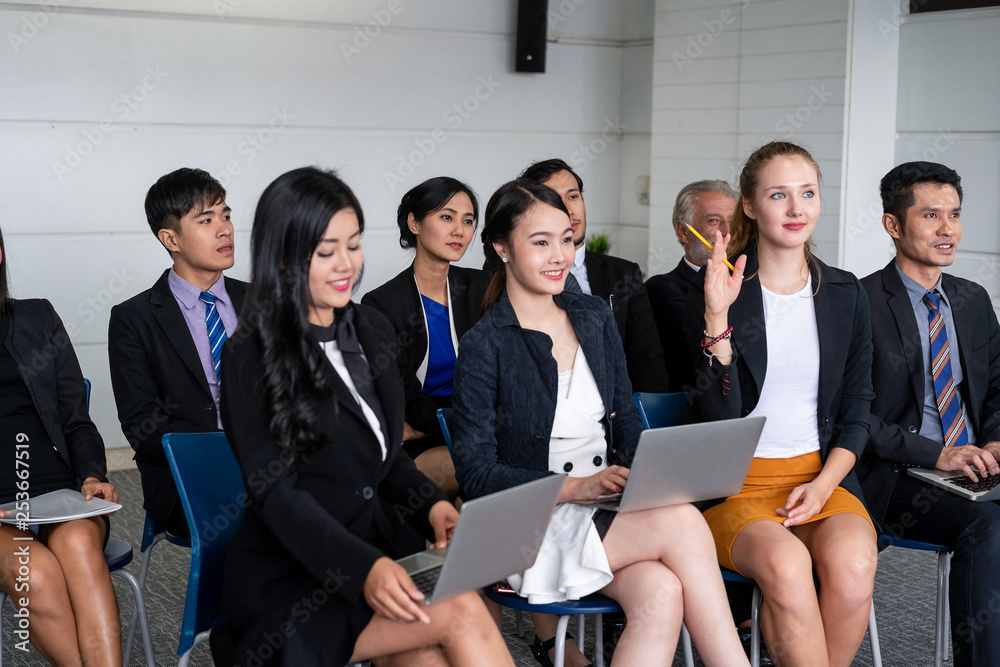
[895,5,1000,304]
[650,0,850,277]
[0,0,655,448]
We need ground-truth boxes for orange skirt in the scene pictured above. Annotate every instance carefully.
[702,451,874,574]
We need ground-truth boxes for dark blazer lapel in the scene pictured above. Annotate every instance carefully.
[449,268,478,337]
[568,300,609,403]
[150,271,212,395]
[944,273,982,432]
[730,255,766,399]
[813,266,853,412]
[584,250,611,297]
[882,263,925,410]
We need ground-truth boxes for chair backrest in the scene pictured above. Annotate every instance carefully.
[84,378,91,412]
[162,432,247,657]
[437,408,455,454]
[633,391,696,429]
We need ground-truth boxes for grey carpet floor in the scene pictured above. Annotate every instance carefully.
[1,469,950,666]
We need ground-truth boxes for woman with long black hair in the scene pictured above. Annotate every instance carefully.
[212,167,512,667]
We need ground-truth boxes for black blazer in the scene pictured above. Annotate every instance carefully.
[452,290,643,499]
[858,262,1000,524]
[683,252,875,504]
[361,264,489,438]
[217,304,448,665]
[646,259,699,393]
[584,251,668,393]
[108,269,248,521]
[3,299,107,485]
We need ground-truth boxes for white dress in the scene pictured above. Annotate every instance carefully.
[507,346,615,604]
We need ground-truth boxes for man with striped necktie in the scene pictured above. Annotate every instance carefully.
[860,161,1000,667]
[109,168,248,538]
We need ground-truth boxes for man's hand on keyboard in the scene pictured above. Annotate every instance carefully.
[936,444,1000,482]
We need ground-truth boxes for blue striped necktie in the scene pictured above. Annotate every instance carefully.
[199,291,228,382]
[922,290,969,448]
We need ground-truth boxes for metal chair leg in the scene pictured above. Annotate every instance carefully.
[576,615,584,652]
[516,609,525,638]
[125,533,165,665]
[594,613,604,667]
[869,600,882,667]
[750,585,762,667]
[553,614,571,667]
[935,551,952,667]
[681,623,694,667]
[112,568,156,667]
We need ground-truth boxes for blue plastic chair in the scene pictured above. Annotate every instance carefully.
[163,432,247,666]
[632,391,696,430]
[878,535,952,666]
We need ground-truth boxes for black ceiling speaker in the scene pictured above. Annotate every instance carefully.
[516,0,548,73]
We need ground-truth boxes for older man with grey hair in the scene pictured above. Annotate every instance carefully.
[646,180,737,392]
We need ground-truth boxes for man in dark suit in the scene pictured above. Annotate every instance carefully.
[521,158,668,393]
[109,168,248,536]
[646,180,736,392]
[859,161,1000,667]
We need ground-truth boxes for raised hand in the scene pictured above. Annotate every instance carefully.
[703,232,747,318]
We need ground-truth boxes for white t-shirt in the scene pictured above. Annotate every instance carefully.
[747,275,821,459]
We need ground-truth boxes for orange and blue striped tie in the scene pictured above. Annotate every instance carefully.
[200,291,228,382]
[922,290,969,448]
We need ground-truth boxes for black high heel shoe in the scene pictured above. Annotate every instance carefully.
[531,634,594,667]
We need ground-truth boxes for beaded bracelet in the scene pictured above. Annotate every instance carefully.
[703,348,734,367]
[700,325,733,349]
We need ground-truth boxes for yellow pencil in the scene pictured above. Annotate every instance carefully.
[686,224,736,271]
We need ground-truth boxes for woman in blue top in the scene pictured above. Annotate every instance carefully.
[363,177,489,499]
[452,179,748,667]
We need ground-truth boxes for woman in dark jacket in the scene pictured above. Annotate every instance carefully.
[686,141,877,667]
[453,179,748,667]
[362,177,489,499]
[0,226,121,666]
[212,168,511,667]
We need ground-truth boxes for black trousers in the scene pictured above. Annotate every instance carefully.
[883,473,1000,667]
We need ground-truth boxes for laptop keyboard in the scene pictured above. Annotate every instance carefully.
[946,474,1000,493]
[410,566,443,598]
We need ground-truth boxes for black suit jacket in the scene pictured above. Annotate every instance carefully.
[218,304,448,665]
[584,250,668,393]
[858,262,1000,524]
[108,269,248,521]
[646,259,699,392]
[360,264,489,438]
[683,252,875,505]
[4,299,107,485]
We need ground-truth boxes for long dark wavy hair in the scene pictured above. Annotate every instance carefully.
[244,167,365,454]
[479,178,570,315]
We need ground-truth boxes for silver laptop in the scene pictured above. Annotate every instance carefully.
[908,466,1000,502]
[396,474,564,605]
[572,416,766,512]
